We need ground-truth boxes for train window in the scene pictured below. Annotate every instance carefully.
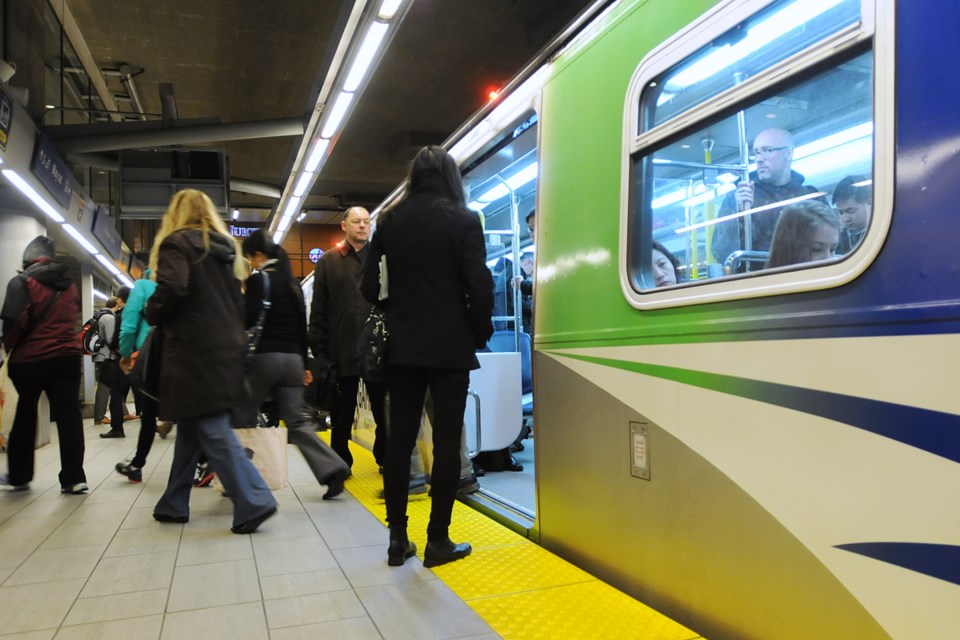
[623,0,885,306]
[641,0,861,130]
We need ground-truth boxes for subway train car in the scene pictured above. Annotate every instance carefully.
[365,0,959,638]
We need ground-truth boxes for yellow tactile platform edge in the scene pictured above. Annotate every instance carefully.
[327,433,705,640]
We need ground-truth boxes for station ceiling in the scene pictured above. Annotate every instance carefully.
[60,0,597,226]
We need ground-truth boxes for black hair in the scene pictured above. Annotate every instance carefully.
[525,211,535,224]
[105,297,119,310]
[22,235,56,267]
[242,229,300,299]
[832,175,871,206]
[652,241,680,274]
[116,286,131,302]
[408,145,466,209]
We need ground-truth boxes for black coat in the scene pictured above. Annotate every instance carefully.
[308,241,371,377]
[145,230,247,420]
[360,179,494,370]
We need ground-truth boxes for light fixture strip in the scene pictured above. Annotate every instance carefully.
[62,223,100,255]
[378,0,404,19]
[304,138,331,173]
[320,91,355,139]
[343,21,390,92]
[2,169,67,223]
[293,171,315,198]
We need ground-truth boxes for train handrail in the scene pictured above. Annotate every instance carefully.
[466,388,481,458]
[723,250,769,275]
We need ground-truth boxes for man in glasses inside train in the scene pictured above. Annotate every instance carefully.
[713,127,823,271]
[831,174,871,255]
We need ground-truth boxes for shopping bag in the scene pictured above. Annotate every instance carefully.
[214,427,289,492]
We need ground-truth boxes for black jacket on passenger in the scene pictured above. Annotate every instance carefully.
[245,263,308,362]
[145,230,247,420]
[713,170,821,265]
[1,259,81,364]
[360,175,495,370]
[308,240,372,378]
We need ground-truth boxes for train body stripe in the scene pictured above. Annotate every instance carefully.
[559,353,960,465]
[836,543,960,586]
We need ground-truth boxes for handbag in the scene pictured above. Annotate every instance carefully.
[245,271,271,368]
[213,426,289,491]
[355,306,388,383]
[129,326,162,400]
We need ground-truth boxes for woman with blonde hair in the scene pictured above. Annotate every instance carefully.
[146,189,277,533]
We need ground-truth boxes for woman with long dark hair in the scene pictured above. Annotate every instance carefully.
[147,189,277,533]
[766,201,842,269]
[241,230,350,498]
[361,146,494,567]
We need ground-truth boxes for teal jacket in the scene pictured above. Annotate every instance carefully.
[119,271,157,358]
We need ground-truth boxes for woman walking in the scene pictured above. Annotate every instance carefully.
[147,189,277,533]
[240,230,350,498]
[361,146,494,567]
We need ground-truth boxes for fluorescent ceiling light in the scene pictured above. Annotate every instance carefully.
[232,208,239,220]
[2,169,66,223]
[293,171,315,198]
[282,197,302,222]
[62,223,99,255]
[378,0,403,19]
[344,21,389,92]
[793,121,872,160]
[94,253,124,278]
[304,138,331,173]
[93,289,109,301]
[119,274,134,288]
[321,91,355,139]
[472,161,539,206]
[666,0,847,90]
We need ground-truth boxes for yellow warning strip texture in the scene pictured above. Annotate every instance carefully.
[334,436,705,640]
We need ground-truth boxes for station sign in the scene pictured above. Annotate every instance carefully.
[30,133,76,209]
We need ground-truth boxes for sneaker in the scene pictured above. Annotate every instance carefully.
[115,461,142,483]
[0,473,29,492]
[156,421,174,439]
[194,463,214,487]
[99,429,125,438]
[61,483,89,494]
[457,473,480,496]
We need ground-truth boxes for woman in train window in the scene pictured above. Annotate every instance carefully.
[146,189,277,534]
[361,145,495,568]
[240,230,351,498]
[765,200,842,269]
[652,241,680,287]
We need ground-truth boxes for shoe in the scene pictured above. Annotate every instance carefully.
[387,527,417,566]
[194,462,214,487]
[115,461,142,483]
[505,454,524,472]
[156,421,174,439]
[153,512,188,524]
[231,505,277,534]
[457,473,480,496]
[61,483,89,494]
[423,538,472,568]
[99,429,125,438]
[123,414,138,421]
[98,417,111,425]
[322,469,350,500]
[0,474,29,491]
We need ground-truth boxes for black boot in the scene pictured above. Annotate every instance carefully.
[423,537,472,568]
[387,527,417,567]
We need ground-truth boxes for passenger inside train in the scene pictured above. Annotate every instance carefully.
[832,174,872,254]
[765,201,842,269]
[652,241,680,287]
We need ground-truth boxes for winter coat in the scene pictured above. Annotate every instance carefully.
[245,264,308,362]
[145,230,247,420]
[360,175,494,370]
[119,272,157,358]
[714,170,823,264]
[308,241,373,377]
[1,259,82,364]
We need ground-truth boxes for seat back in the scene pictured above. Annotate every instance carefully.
[487,330,532,395]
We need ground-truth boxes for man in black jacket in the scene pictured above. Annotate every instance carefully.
[308,206,387,469]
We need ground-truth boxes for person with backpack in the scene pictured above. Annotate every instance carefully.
[0,236,88,493]
[99,286,132,438]
[87,297,118,425]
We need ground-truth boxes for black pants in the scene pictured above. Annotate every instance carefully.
[384,366,468,540]
[7,355,86,487]
[330,375,386,467]
[107,360,130,433]
[130,387,158,468]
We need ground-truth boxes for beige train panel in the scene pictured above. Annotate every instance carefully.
[533,351,890,640]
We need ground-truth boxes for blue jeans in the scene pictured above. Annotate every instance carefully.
[154,409,276,527]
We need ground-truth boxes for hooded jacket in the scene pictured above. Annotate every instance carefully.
[1,258,82,364]
[145,230,246,419]
[119,268,157,358]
